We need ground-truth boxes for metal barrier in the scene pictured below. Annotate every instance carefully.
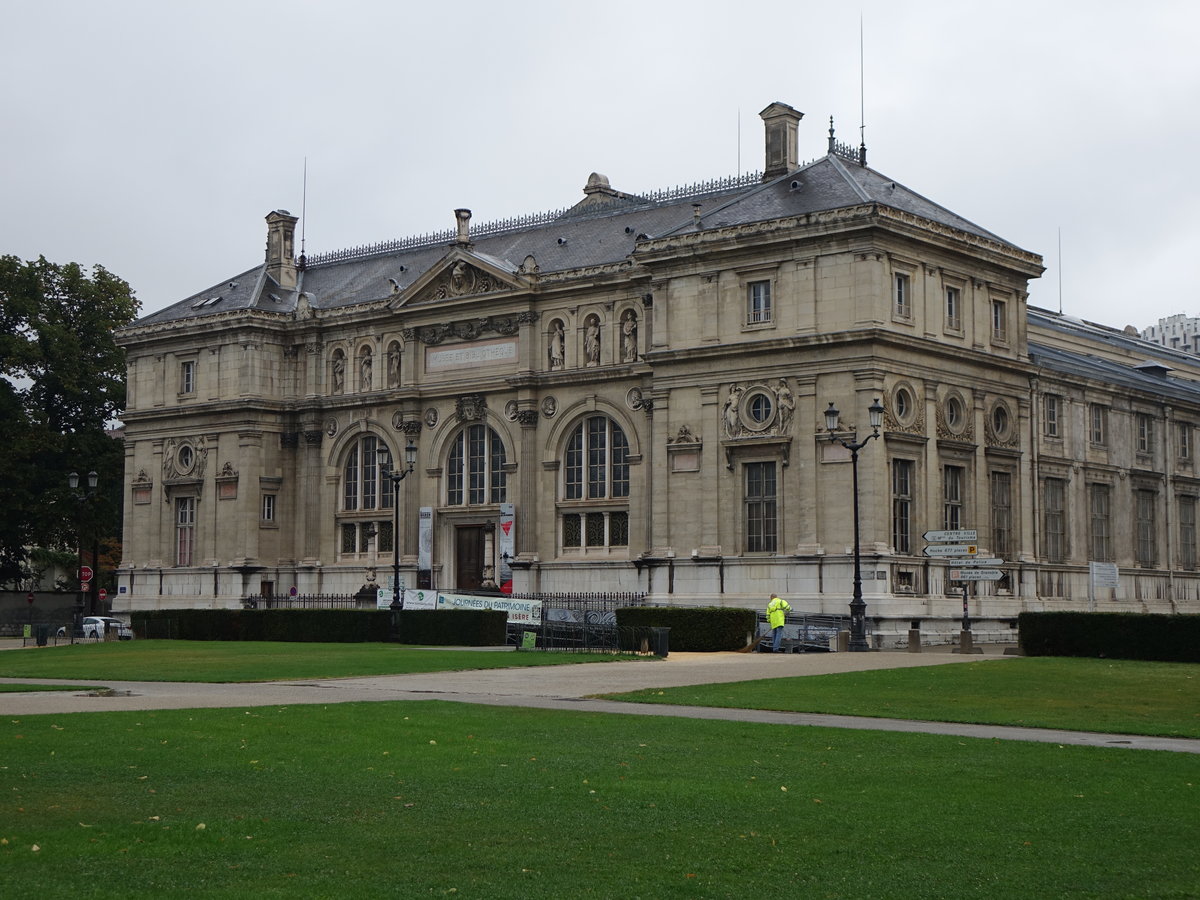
[754,612,851,652]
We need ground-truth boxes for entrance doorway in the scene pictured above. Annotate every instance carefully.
[455,526,485,591]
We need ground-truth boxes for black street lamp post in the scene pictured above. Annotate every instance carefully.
[377,440,417,615]
[824,398,885,652]
[67,470,99,637]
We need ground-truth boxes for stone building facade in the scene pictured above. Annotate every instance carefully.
[114,101,1200,642]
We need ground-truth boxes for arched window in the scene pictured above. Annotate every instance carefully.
[446,424,507,506]
[338,435,393,557]
[561,415,630,551]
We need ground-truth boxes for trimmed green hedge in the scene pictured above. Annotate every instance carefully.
[396,609,507,646]
[1018,611,1200,662]
[131,609,390,643]
[615,606,755,652]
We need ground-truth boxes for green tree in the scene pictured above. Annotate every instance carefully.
[0,255,139,588]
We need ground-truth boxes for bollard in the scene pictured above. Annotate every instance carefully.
[952,629,983,655]
[836,629,850,653]
[907,628,922,653]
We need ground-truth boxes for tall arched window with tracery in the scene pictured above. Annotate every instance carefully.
[338,434,393,557]
[446,424,507,506]
[560,415,629,553]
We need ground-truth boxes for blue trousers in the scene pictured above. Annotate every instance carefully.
[771,626,784,652]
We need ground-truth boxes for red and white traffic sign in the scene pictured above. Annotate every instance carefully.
[79,565,94,582]
[99,588,108,602]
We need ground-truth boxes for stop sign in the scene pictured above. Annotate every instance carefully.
[79,565,94,582]
[99,588,108,602]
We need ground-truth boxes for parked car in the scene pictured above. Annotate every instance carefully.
[56,616,135,640]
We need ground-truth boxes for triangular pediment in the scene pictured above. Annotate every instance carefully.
[390,248,533,308]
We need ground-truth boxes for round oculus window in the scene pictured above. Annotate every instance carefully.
[992,405,1010,437]
[741,391,775,432]
[946,396,964,431]
[177,444,195,475]
[894,387,912,421]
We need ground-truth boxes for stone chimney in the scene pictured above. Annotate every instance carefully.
[265,209,299,290]
[455,209,472,246]
[760,102,804,180]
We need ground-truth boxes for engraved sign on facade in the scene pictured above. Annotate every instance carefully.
[426,339,518,372]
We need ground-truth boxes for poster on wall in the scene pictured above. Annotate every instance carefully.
[418,506,433,589]
[498,502,515,594]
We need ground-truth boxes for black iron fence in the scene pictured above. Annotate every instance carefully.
[242,593,365,609]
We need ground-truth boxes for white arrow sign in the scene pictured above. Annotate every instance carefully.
[949,568,1003,581]
[950,557,1004,567]
[923,529,977,543]
[923,544,978,557]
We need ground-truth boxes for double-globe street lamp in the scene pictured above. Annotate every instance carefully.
[67,470,99,636]
[376,440,417,613]
[824,398,885,652]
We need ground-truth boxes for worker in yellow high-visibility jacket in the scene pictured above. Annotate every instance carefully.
[766,593,792,653]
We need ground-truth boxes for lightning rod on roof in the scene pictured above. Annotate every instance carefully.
[859,14,868,166]
[299,157,308,270]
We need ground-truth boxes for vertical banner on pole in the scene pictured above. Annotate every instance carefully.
[418,506,433,589]
[498,503,515,594]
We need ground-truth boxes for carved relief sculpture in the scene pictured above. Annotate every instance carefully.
[387,342,401,388]
[331,350,345,395]
[621,309,638,362]
[584,315,601,366]
[359,347,373,392]
[774,378,795,435]
[723,384,743,437]
[549,320,565,370]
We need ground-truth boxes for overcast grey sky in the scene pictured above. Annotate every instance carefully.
[3,0,1197,332]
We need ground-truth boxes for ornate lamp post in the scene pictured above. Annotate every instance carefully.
[67,470,99,636]
[824,398,885,652]
[377,440,417,613]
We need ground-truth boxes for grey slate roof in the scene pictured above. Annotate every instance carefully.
[132,153,1026,329]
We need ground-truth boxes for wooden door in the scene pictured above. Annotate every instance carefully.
[455,526,485,590]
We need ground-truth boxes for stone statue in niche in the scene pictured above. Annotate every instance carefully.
[359,347,372,392]
[549,320,565,370]
[387,343,401,388]
[774,378,795,435]
[584,315,601,367]
[621,309,638,363]
[723,383,743,437]
[331,351,345,395]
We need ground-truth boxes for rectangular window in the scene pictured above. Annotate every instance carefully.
[1137,414,1153,454]
[1044,395,1060,438]
[990,471,1012,559]
[1089,483,1112,562]
[942,465,964,531]
[361,437,378,510]
[1136,489,1157,566]
[747,280,772,324]
[894,272,911,318]
[560,511,627,549]
[179,360,195,395]
[175,496,195,566]
[1180,496,1197,569]
[378,520,394,554]
[1089,404,1107,445]
[892,459,913,554]
[992,299,1008,341]
[1043,478,1066,562]
[744,461,778,552]
[261,493,276,522]
[944,286,961,331]
[587,417,608,499]
[1179,423,1192,460]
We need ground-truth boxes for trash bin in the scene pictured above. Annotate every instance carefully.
[35,624,49,647]
[649,626,670,658]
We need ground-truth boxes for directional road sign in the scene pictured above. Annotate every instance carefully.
[923,544,978,557]
[949,568,1003,581]
[923,529,977,543]
[951,557,1003,567]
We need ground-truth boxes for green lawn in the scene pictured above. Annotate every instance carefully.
[0,640,647,683]
[2,701,1197,899]
[605,657,1200,738]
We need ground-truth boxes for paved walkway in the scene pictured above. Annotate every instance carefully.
[1,642,1196,753]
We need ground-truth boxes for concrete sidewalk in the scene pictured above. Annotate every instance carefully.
[2,643,1196,754]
